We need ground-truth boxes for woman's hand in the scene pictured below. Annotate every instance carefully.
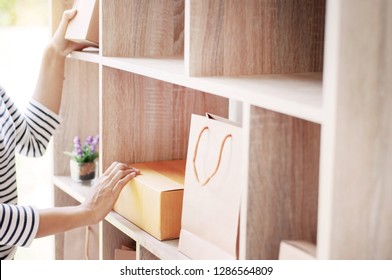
[36,162,139,238]
[33,9,90,114]
[51,9,86,57]
[81,162,140,225]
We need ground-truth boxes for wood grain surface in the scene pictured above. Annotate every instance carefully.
[52,0,392,261]
[101,66,228,171]
[53,58,99,176]
[318,0,392,259]
[245,107,320,259]
[138,244,160,260]
[186,0,325,76]
[102,220,137,260]
[54,187,99,260]
[102,0,184,57]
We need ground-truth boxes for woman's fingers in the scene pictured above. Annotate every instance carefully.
[103,162,133,176]
[131,167,141,175]
[56,9,77,38]
[103,161,120,176]
[101,163,127,186]
[52,9,89,56]
[98,162,139,193]
[112,172,138,194]
[103,162,140,180]
[81,161,139,225]
[62,9,77,21]
[106,168,135,191]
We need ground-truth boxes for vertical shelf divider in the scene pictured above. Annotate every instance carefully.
[317,0,392,259]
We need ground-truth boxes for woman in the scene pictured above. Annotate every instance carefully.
[0,9,138,260]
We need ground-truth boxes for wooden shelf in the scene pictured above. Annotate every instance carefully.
[69,49,100,64]
[66,51,322,123]
[51,0,392,260]
[53,176,189,260]
[102,56,322,124]
[53,176,89,203]
[106,212,188,260]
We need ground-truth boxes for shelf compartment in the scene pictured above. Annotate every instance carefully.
[106,211,188,260]
[102,220,137,260]
[185,0,325,76]
[186,0,326,76]
[244,107,320,259]
[53,176,189,260]
[102,57,323,124]
[101,67,229,170]
[54,185,99,260]
[138,244,160,260]
[53,58,99,176]
[278,240,316,260]
[101,0,184,57]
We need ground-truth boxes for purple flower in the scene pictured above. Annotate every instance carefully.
[73,148,83,157]
[86,135,99,153]
[66,135,99,163]
[73,136,81,146]
[86,135,94,145]
[73,136,83,156]
[92,135,99,146]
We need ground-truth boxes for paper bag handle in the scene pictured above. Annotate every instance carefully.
[85,226,90,260]
[193,126,232,186]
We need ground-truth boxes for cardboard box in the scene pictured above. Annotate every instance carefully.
[278,240,316,260]
[114,160,186,241]
[65,0,99,47]
[114,245,137,260]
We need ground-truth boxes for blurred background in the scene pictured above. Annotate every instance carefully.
[0,0,54,259]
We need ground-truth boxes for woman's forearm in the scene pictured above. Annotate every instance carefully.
[32,45,66,115]
[36,206,91,238]
[32,9,83,114]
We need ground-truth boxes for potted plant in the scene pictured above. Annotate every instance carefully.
[65,135,99,182]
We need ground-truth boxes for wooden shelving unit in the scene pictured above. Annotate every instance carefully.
[51,0,392,260]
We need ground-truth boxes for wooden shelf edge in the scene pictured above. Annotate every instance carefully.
[53,175,90,203]
[101,56,323,124]
[66,53,323,123]
[69,49,100,64]
[53,175,189,260]
[106,211,189,260]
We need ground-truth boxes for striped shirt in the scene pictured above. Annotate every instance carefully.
[0,85,61,260]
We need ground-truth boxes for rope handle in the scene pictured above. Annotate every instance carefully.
[85,225,90,260]
[193,126,232,186]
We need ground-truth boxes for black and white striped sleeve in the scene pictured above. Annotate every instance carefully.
[14,99,62,157]
[0,204,39,247]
